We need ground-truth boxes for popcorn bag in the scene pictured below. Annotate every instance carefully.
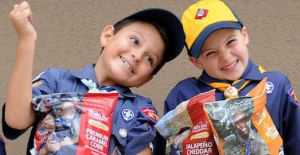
[30,92,119,155]
[155,90,219,155]
[203,78,284,155]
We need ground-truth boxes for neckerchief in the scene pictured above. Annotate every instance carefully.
[205,65,265,99]
[81,78,126,99]
[81,79,117,93]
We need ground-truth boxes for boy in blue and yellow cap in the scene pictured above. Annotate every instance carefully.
[163,0,300,154]
[3,1,185,155]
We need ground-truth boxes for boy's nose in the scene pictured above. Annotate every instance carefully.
[220,50,231,60]
[131,51,143,63]
[131,54,139,63]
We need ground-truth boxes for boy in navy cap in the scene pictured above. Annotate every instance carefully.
[163,0,300,154]
[3,1,185,154]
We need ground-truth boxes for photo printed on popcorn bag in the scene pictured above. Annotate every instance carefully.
[30,92,119,155]
[155,90,219,155]
[203,78,284,155]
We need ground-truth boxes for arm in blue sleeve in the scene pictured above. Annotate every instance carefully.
[124,103,158,155]
[281,77,300,154]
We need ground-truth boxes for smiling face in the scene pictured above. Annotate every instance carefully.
[233,113,250,140]
[95,21,165,87]
[189,27,249,81]
[42,114,55,132]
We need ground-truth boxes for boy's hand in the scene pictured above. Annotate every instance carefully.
[9,1,37,41]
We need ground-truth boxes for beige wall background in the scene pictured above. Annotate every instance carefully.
[0,0,299,154]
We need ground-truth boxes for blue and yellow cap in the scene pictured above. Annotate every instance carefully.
[181,0,243,58]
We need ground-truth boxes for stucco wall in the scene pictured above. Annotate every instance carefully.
[0,0,299,154]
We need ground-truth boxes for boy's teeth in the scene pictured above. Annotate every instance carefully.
[120,57,133,73]
[121,57,126,63]
[222,61,236,70]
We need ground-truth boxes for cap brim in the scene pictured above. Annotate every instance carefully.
[190,22,242,58]
[121,8,185,62]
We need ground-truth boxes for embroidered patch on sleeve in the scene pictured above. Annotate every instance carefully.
[141,107,158,122]
[32,71,45,87]
[288,88,298,104]
[32,81,42,87]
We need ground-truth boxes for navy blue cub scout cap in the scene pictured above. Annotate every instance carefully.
[115,8,185,63]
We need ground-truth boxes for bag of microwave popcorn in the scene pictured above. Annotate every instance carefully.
[156,90,219,155]
[30,92,118,155]
[203,78,284,155]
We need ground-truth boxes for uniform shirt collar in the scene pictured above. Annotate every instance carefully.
[199,59,264,83]
[71,63,136,98]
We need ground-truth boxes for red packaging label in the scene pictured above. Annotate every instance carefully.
[32,92,119,155]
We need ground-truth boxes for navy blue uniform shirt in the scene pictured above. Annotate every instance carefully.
[164,60,300,155]
[2,64,157,155]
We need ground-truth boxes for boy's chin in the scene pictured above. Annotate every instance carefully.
[225,71,244,81]
[223,75,242,81]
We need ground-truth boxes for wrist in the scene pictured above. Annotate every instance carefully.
[19,36,37,42]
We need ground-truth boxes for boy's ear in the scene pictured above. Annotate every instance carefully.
[241,26,249,45]
[136,76,153,88]
[100,25,115,47]
[189,57,204,70]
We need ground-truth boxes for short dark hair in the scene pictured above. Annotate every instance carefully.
[113,18,169,75]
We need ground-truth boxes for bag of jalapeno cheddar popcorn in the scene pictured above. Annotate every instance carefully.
[155,90,219,155]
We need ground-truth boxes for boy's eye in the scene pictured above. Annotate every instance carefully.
[227,39,236,45]
[145,56,154,65]
[205,51,215,57]
[131,37,139,45]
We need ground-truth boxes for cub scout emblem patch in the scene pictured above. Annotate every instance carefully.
[195,9,209,20]
[265,81,275,94]
[141,107,158,122]
[121,109,134,122]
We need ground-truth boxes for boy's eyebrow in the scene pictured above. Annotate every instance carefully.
[227,33,237,39]
[132,30,144,39]
[202,32,238,52]
[201,44,215,53]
